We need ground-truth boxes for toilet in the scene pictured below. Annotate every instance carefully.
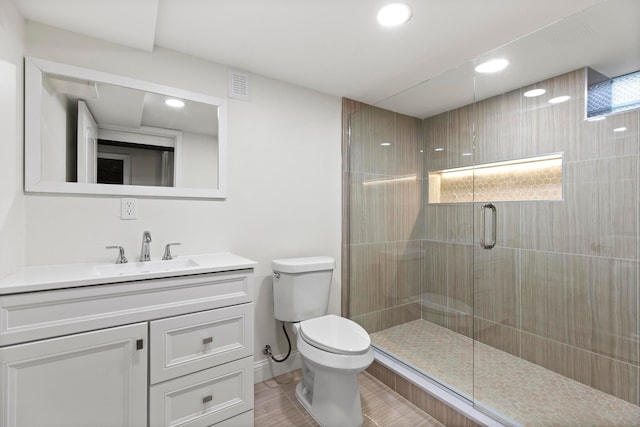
[272,256,374,427]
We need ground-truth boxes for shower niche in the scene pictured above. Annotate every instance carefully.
[428,153,563,204]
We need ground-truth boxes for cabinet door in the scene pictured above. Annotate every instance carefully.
[0,323,147,427]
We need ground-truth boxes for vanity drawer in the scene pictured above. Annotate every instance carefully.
[150,303,253,383]
[149,356,253,427]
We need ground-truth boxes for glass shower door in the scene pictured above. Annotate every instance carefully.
[422,64,476,401]
[471,2,640,423]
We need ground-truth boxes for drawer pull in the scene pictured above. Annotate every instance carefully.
[203,337,213,345]
[202,394,213,404]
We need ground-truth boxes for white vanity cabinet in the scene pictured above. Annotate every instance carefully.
[0,260,255,427]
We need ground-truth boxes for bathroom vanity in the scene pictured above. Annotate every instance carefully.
[0,253,256,427]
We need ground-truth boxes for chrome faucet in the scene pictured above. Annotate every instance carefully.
[105,245,128,264]
[140,231,152,262]
[162,242,181,260]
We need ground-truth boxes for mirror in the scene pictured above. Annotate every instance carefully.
[25,57,227,198]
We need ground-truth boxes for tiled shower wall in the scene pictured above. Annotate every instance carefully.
[343,68,640,406]
[342,99,424,331]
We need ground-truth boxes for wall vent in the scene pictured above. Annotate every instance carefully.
[228,70,250,101]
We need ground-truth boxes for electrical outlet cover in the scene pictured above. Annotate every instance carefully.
[121,198,137,220]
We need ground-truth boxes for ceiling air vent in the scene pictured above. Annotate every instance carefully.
[228,70,250,101]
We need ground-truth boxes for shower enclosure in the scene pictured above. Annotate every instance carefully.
[342,1,639,425]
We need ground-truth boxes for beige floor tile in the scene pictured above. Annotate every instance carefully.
[386,408,446,427]
[253,388,295,420]
[254,402,311,427]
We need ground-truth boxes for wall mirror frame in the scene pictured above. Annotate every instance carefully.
[24,56,228,199]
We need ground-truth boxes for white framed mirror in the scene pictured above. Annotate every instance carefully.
[24,56,227,198]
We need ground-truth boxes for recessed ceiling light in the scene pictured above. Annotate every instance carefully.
[165,98,185,108]
[474,58,509,74]
[548,95,570,104]
[461,152,473,157]
[434,148,444,152]
[524,88,546,97]
[377,3,412,27]
[613,126,627,132]
[380,142,392,146]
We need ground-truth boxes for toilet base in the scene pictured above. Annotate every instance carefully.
[295,365,365,427]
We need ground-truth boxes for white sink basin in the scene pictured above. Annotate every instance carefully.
[0,252,258,295]
[93,258,200,276]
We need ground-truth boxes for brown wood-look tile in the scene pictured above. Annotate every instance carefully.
[254,402,311,427]
[521,250,638,365]
[386,408,446,427]
[360,376,416,426]
[255,369,444,427]
[521,331,639,405]
[474,318,520,357]
[424,112,449,172]
[395,375,480,427]
[473,246,519,328]
[475,90,522,165]
[520,69,585,163]
[254,388,308,425]
[447,104,474,169]
[582,109,639,160]
[366,361,396,390]
[447,242,473,314]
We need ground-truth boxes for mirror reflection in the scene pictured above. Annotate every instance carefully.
[42,73,218,188]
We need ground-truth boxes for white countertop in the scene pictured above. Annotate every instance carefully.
[0,252,257,295]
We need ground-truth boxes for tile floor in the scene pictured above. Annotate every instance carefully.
[371,319,640,427]
[254,369,444,427]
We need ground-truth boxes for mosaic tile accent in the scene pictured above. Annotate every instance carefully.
[370,320,640,426]
[429,155,563,203]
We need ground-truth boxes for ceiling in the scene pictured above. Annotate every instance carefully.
[14,0,633,118]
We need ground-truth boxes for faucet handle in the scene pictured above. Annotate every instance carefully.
[162,242,181,260]
[105,246,128,264]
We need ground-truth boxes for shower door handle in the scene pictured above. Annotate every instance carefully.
[480,203,497,250]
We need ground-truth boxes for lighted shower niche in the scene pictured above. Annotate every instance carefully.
[428,153,563,204]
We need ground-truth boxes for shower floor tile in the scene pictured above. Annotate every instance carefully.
[370,319,640,427]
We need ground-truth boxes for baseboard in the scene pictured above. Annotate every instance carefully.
[253,351,302,383]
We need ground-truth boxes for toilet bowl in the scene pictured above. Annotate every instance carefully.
[293,315,374,427]
[271,257,374,427]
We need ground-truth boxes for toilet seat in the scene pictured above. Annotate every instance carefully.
[299,314,370,355]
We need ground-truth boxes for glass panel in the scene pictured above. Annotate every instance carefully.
[343,61,477,403]
[472,0,640,424]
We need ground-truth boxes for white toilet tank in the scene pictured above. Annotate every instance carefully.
[272,256,335,322]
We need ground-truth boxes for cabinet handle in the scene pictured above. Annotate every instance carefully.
[136,339,143,350]
[202,395,213,404]
[203,337,213,345]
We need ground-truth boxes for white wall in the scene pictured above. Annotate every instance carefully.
[0,0,25,279]
[22,22,342,370]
